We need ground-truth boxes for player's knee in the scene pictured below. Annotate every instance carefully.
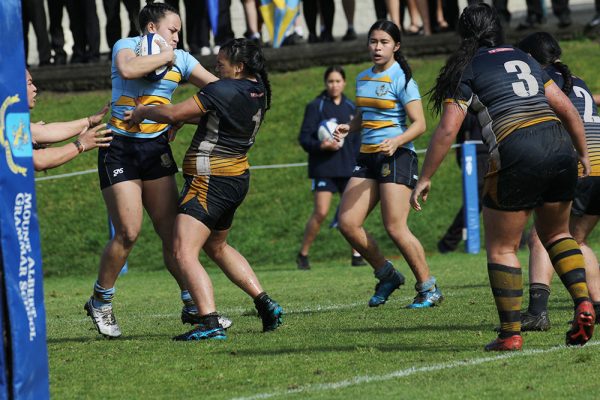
[113,228,139,249]
[204,241,226,260]
[312,210,328,224]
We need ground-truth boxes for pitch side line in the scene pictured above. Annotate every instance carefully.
[34,144,472,182]
[230,341,600,400]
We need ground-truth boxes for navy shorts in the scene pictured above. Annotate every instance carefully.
[572,176,600,216]
[178,172,250,231]
[483,122,577,211]
[312,177,350,193]
[352,147,419,188]
[98,133,178,190]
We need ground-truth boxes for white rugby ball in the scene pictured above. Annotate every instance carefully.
[317,120,343,146]
[138,33,169,81]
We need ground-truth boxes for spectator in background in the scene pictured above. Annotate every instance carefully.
[585,1,600,33]
[103,0,141,57]
[22,0,52,66]
[242,0,261,44]
[342,0,357,41]
[304,0,335,42]
[383,0,432,36]
[47,0,67,65]
[196,0,235,54]
[65,0,101,63]
[516,0,572,30]
[297,66,364,270]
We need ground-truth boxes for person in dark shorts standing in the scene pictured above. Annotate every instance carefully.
[517,32,600,331]
[297,65,365,270]
[127,38,283,341]
[412,3,594,351]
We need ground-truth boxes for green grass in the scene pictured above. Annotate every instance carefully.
[30,39,600,398]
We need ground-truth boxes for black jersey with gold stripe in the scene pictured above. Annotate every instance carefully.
[184,78,266,176]
[546,64,600,176]
[446,46,559,158]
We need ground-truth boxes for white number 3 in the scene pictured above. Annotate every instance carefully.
[504,60,539,97]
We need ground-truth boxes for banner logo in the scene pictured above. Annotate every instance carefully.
[0,95,28,176]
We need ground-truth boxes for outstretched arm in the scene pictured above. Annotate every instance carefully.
[31,102,109,144]
[126,96,203,125]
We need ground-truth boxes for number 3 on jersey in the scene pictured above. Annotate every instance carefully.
[504,60,539,97]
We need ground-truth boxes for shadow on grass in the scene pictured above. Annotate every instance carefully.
[339,323,490,333]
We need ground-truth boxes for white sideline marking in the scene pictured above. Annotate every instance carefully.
[34,144,476,182]
[230,341,600,400]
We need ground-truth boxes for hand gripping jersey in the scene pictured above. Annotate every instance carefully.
[108,37,199,139]
[445,46,559,163]
[546,64,600,176]
[184,78,267,176]
[355,62,421,152]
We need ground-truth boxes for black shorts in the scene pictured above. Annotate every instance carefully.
[572,176,600,216]
[483,122,577,211]
[98,133,178,189]
[178,172,250,231]
[312,177,349,193]
[352,147,418,188]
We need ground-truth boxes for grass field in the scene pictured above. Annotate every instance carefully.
[32,39,600,398]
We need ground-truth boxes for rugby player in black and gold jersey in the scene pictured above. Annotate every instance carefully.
[127,38,283,341]
[411,3,594,351]
[518,32,600,331]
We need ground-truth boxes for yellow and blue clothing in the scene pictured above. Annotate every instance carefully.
[107,36,199,139]
[355,61,421,153]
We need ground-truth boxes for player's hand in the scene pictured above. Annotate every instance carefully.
[88,102,110,127]
[320,139,341,151]
[167,121,184,142]
[157,39,175,68]
[379,138,400,157]
[579,154,591,178]
[124,99,146,126]
[333,124,350,142]
[78,123,112,151]
[410,178,431,211]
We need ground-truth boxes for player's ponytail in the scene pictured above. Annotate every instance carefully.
[139,0,179,34]
[368,20,412,89]
[429,3,504,115]
[220,38,272,111]
[517,32,573,95]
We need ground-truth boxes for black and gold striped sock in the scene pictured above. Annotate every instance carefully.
[546,237,589,306]
[488,263,522,338]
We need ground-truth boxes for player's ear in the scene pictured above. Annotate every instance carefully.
[146,22,157,33]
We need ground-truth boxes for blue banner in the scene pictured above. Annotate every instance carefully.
[461,141,480,254]
[0,260,7,400]
[0,0,50,399]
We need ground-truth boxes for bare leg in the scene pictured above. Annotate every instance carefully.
[484,207,530,266]
[338,177,385,269]
[204,229,264,298]
[299,191,333,256]
[342,0,355,27]
[242,0,259,36]
[173,214,215,316]
[415,0,431,35]
[98,180,144,288]
[527,225,555,286]
[384,0,401,28]
[379,183,430,282]
[571,214,600,302]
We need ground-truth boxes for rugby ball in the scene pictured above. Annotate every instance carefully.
[138,33,169,81]
[317,119,343,146]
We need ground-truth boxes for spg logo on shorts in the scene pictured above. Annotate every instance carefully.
[381,163,391,177]
[160,153,173,168]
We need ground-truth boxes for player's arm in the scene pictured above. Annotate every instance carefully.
[187,63,218,89]
[127,96,203,125]
[333,110,362,141]
[410,102,465,211]
[545,81,590,176]
[380,100,426,156]
[31,102,109,144]
[115,41,174,80]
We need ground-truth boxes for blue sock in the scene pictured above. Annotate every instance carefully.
[92,281,115,308]
[181,290,197,313]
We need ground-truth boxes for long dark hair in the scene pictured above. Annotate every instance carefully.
[429,3,504,114]
[518,32,573,95]
[220,38,272,111]
[139,0,179,34]
[368,20,412,89]
[324,65,346,82]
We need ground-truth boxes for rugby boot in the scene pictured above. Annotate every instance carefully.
[406,286,444,309]
[296,253,310,270]
[84,297,122,338]
[520,311,551,331]
[255,295,284,332]
[351,255,367,267]
[181,307,233,329]
[369,266,405,307]
[484,335,523,351]
[173,325,227,341]
[566,300,595,346]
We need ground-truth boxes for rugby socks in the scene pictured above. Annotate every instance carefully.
[546,238,590,306]
[594,302,600,324]
[181,290,198,314]
[488,263,522,338]
[199,312,221,330]
[92,281,115,308]
[527,283,551,315]
[254,292,270,308]
[374,260,395,281]
[416,276,437,293]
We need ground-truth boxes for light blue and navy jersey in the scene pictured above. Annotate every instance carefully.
[546,64,600,176]
[355,62,421,152]
[108,37,199,139]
